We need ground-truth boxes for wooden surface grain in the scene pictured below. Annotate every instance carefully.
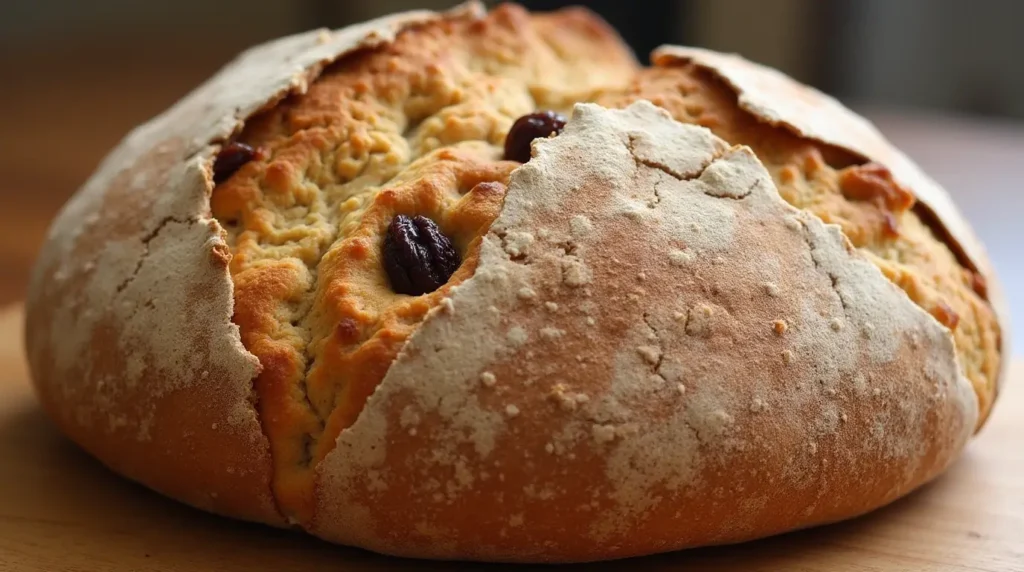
[0,303,1022,570]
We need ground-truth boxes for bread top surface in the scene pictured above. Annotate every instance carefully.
[312,99,976,561]
[205,2,1002,521]
[25,0,1005,557]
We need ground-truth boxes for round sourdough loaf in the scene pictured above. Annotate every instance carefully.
[25,2,1009,563]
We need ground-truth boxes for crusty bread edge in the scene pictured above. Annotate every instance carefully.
[653,46,1011,405]
[23,2,486,526]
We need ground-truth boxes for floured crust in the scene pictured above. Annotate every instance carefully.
[591,55,1001,428]
[649,46,993,275]
[652,46,1009,413]
[312,102,976,560]
[24,1,1004,564]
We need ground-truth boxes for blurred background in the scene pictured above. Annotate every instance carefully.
[0,0,1020,349]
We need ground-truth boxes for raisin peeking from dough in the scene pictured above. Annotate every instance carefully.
[503,110,567,163]
[383,215,460,296]
[213,142,260,183]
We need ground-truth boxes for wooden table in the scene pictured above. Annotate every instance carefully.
[1,320,1023,572]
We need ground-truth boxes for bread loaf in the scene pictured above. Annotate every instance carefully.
[25,2,1008,562]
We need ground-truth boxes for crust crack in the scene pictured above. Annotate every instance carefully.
[627,132,714,183]
[640,312,666,382]
[114,215,196,295]
[798,219,851,318]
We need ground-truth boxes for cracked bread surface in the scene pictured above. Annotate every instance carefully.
[595,63,1001,424]
[210,3,1000,524]
[26,1,1006,563]
[211,3,639,521]
[312,100,976,560]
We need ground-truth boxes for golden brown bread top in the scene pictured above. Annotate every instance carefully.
[212,3,639,521]
[208,4,1000,522]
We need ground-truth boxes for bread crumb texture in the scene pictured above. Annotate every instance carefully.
[27,1,1001,563]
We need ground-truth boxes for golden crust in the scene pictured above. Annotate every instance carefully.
[28,1,1006,563]
[211,3,639,521]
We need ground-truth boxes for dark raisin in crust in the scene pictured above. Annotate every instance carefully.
[503,111,567,163]
[213,142,259,183]
[383,214,460,296]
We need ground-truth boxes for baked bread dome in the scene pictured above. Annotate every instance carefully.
[25,2,1008,563]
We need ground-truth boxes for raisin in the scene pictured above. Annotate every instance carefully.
[383,215,460,296]
[213,142,260,183]
[503,110,567,163]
